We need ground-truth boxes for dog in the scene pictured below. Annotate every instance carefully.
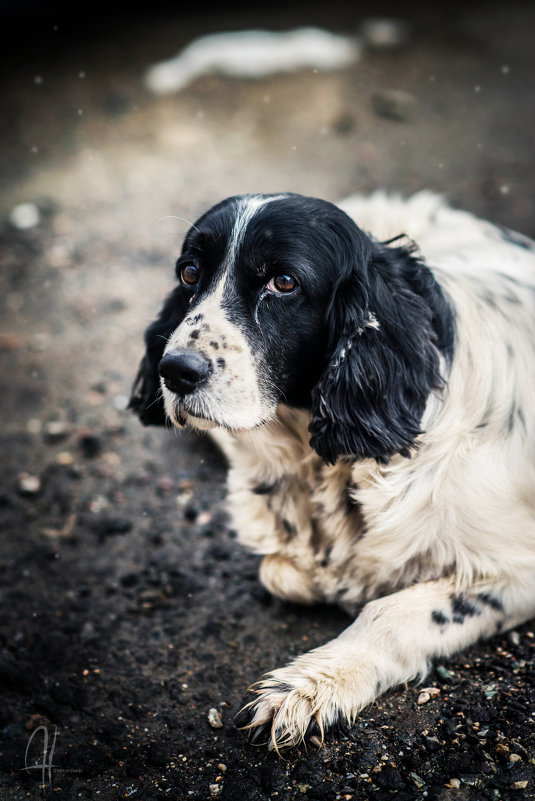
[130,191,535,749]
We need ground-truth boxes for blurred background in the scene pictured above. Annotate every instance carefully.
[1,2,535,799]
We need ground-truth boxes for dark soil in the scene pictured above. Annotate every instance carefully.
[1,3,534,799]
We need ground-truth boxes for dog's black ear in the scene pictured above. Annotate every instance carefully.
[129,286,187,426]
[309,239,454,464]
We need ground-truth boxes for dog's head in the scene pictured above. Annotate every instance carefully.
[130,193,454,463]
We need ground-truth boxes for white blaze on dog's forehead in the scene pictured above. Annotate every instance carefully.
[223,194,287,272]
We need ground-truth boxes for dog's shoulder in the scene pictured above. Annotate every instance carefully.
[338,191,535,283]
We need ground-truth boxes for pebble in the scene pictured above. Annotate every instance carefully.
[436,665,454,682]
[208,708,223,729]
[44,420,71,442]
[508,630,520,646]
[27,418,42,434]
[209,785,221,797]
[55,451,75,466]
[9,202,40,229]
[113,394,129,411]
[511,780,529,790]
[17,472,41,496]
[418,686,440,704]
[371,89,418,122]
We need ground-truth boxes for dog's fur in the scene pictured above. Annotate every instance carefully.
[130,191,535,749]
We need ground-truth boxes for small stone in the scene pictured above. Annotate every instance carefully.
[113,394,129,411]
[55,451,75,466]
[372,89,418,122]
[436,665,454,682]
[509,753,522,763]
[209,785,221,797]
[508,630,520,646]
[217,763,227,773]
[44,421,71,442]
[207,708,223,728]
[418,686,440,703]
[448,778,461,789]
[9,202,40,229]
[27,419,42,434]
[409,772,425,789]
[18,473,41,496]
[425,736,441,752]
[511,780,528,791]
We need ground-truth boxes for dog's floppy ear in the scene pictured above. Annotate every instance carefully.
[309,238,454,464]
[129,286,187,426]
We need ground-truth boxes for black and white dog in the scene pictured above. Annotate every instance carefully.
[130,191,535,749]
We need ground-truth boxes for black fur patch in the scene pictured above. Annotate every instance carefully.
[252,482,278,495]
[431,610,449,626]
[477,592,504,612]
[451,594,480,624]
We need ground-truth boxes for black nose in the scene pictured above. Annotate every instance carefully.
[158,351,212,396]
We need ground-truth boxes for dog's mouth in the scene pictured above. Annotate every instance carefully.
[171,397,218,431]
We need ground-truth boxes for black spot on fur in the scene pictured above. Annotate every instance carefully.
[432,610,449,626]
[451,594,480,624]
[189,329,199,340]
[252,482,278,495]
[210,341,219,350]
[320,546,332,568]
[477,592,504,612]
[216,357,226,369]
[282,518,297,539]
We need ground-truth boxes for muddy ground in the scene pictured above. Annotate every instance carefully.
[1,2,535,799]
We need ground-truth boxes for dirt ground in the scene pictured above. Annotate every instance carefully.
[1,2,535,799]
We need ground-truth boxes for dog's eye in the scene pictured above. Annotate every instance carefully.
[267,275,298,293]
[180,263,201,287]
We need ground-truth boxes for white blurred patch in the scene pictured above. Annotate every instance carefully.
[144,27,361,95]
[9,202,40,229]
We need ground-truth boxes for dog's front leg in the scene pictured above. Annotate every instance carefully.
[236,574,535,749]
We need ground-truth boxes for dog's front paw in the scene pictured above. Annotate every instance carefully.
[235,648,376,750]
[235,675,328,750]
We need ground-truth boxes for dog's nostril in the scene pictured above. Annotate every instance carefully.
[158,351,211,396]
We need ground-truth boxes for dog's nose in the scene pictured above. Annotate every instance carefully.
[158,351,211,396]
